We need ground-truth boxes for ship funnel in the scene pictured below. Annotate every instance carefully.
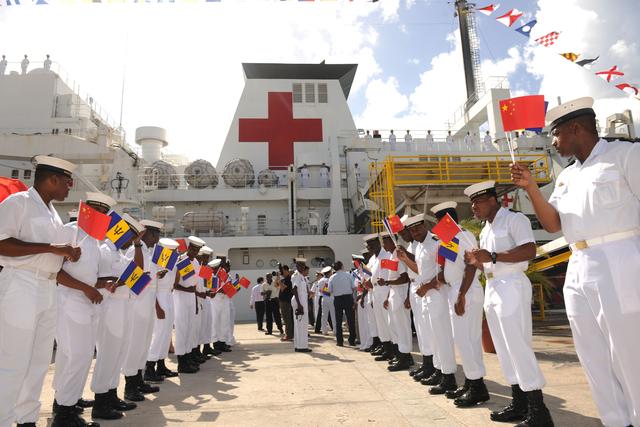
[135,126,168,164]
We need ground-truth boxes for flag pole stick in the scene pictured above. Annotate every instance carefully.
[506,131,516,164]
[72,201,81,246]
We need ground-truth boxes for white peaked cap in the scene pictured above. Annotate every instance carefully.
[294,257,307,263]
[400,214,410,224]
[140,219,163,230]
[404,214,425,228]
[352,254,365,260]
[33,155,76,177]
[380,231,391,238]
[464,180,496,199]
[430,201,458,214]
[86,192,116,210]
[321,266,333,274]
[363,233,379,242]
[546,97,595,130]
[208,259,222,268]
[187,236,206,248]
[199,246,214,255]
[158,238,179,250]
[122,213,144,234]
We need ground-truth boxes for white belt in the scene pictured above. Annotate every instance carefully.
[569,229,640,252]
[2,265,57,281]
[486,270,524,280]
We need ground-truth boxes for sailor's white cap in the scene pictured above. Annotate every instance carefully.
[404,214,425,228]
[187,236,206,248]
[68,209,78,220]
[122,213,144,234]
[464,180,496,199]
[380,231,391,238]
[430,201,458,214]
[400,214,409,223]
[352,254,365,260]
[33,155,76,177]
[546,97,595,131]
[86,192,116,210]
[158,238,179,250]
[363,233,379,242]
[199,246,213,256]
[294,257,307,263]
[140,219,163,231]
[208,259,222,268]
[321,266,333,274]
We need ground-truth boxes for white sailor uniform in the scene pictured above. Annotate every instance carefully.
[291,270,309,350]
[407,239,434,360]
[386,250,412,354]
[371,249,392,343]
[148,266,177,363]
[173,256,199,357]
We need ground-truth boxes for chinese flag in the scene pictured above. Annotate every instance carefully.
[199,265,213,280]
[0,177,27,203]
[437,253,446,268]
[387,215,404,233]
[431,213,461,244]
[380,259,399,271]
[217,268,228,283]
[175,239,188,253]
[238,276,251,289]
[221,282,237,298]
[77,201,111,240]
[499,95,546,132]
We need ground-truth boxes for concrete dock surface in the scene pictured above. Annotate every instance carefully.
[36,314,602,426]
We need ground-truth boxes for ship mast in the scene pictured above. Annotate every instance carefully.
[455,0,484,110]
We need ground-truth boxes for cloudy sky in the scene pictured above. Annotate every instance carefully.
[1,0,638,163]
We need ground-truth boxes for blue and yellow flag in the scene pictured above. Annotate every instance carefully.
[232,274,242,291]
[152,245,178,270]
[106,212,135,249]
[177,258,195,280]
[119,261,151,295]
[438,237,459,262]
[205,276,219,289]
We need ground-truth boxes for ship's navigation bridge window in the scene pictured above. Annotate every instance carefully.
[304,83,315,103]
[292,83,327,104]
[293,83,303,103]
[11,169,19,179]
[23,170,31,180]
[318,83,328,103]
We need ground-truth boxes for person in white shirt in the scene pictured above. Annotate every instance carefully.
[425,130,434,152]
[300,165,310,188]
[328,261,357,347]
[463,180,553,426]
[511,97,640,427]
[388,130,396,151]
[446,130,454,145]
[319,165,330,188]
[210,259,230,352]
[52,192,116,427]
[364,130,373,142]
[352,254,373,351]
[366,235,394,362]
[482,131,494,152]
[291,258,312,352]
[43,54,52,71]
[361,241,381,354]
[315,266,336,335]
[404,130,413,152]
[193,246,213,362]
[463,131,474,151]
[0,55,7,75]
[0,156,80,427]
[250,278,266,331]
[20,54,29,75]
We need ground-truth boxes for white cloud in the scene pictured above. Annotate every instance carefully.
[356,76,409,125]
[407,58,420,65]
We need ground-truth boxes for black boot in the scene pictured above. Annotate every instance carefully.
[108,389,136,411]
[156,359,179,378]
[144,361,165,383]
[388,353,413,371]
[515,390,554,427]
[177,354,198,374]
[429,373,458,395]
[17,424,36,427]
[454,378,490,407]
[446,378,470,399]
[124,374,145,402]
[77,398,94,408]
[421,369,442,386]
[221,342,232,352]
[52,403,100,427]
[374,342,394,361]
[370,343,385,356]
[414,355,435,382]
[409,354,425,377]
[137,370,160,394]
[53,399,83,415]
[191,347,207,363]
[387,344,400,365]
[490,384,528,422]
[91,392,123,420]
[203,343,221,356]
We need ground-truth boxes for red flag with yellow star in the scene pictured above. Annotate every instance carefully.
[431,213,461,244]
[77,201,111,240]
[499,95,546,132]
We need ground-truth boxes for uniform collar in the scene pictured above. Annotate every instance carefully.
[28,186,54,212]
[576,138,607,167]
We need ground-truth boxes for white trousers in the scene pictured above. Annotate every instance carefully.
[357,300,372,350]
[148,291,175,362]
[425,286,456,374]
[53,291,98,406]
[484,272,545,392]
[0,270,56,426]
[565,245,640,427]
[190,299,201,351]
[447,283,486,380]
[410,282,433,357]
[227,299,236,345]
[211,294,230,343]
[291,297,309,350]
[388,284,412,353]
[199,298,213,345]
[320,295,336,335]
[91,295,131,394]
[372,285,391,342]
[365,292,378,339]
[173,290,195,356]
[123,287,157,376]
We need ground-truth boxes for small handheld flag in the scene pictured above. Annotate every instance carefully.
[77,201,111,240]
[217,268,228,283]
[221,282,237,298]
[0,177,27,203]
[177,258,195,280]
[175,238,188,253]
[205,276,219,290]
[119,261,151,295]
[238,276,251,289]
[232,275,242,290]
[431,213,462,244]
[499,95,546,132]
[152,245,178,270]
[386,215,404,234]
[438,237,460,262]
[106,212,135,249]
[353,260,372,277]
[198,265,213,280]
[321,284,331,296]
[380,258,399,271]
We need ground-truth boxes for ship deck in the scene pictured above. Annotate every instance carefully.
[36,314,601,426]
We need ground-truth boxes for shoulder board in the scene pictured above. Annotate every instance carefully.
[509,209,521,213]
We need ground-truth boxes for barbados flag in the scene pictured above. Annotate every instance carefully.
[354,260,372,277]
[176,258,195,280]
[151,245,178,270]
[106,212,135,249]
[232,274,242,291]
[205,276,219,290]
[438,237,459,262]
[119,261,151,295]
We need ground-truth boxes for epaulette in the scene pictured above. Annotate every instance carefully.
[431,235,439,241]
[509,209,521,213]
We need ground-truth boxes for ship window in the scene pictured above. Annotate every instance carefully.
[23,170,32,180]
[257,214,266,235]
[318,83,328,103]
[304,83,315,103]
[292,83,303,103]
[11,169,19,179]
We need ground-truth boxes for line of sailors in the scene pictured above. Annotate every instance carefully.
[353,188,553,427]
[0,156,238,427]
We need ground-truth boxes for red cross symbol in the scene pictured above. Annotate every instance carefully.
[238,92,323,168]
[596,65,624,83]
[502,193,514,207]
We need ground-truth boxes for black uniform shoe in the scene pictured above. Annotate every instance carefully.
[124,375,145,402]
[192,347,208,363]
[388,353,413,371]
[421,369,442,386]
[203,343,221,356]
[108,389,136,411]
[137,371,160,394]
[374,342,394,361]
[446,379,470,399]
[429,373,458,395]
[53,399,83,415]
[515,390,554,427]
[177,354,198,374]
[490,384,528,422]
[144,361,165,383]
[156,359,179,378]
[370,344,385,356]
[294,348,312,353]
[52,403,100,427]
[91,392,124,420]
[409,355,425,377]
[454,378,490,407]
[17,423,36,427]
[221,343,232,352]
[76,398,94,408]
[414,355,435,382]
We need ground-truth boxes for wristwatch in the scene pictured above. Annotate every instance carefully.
[490,252,497,264]
[134,243,143,247]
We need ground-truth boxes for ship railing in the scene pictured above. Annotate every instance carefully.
[180,217,324,237]
[450,75,510,125]
[68,173,138,202]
